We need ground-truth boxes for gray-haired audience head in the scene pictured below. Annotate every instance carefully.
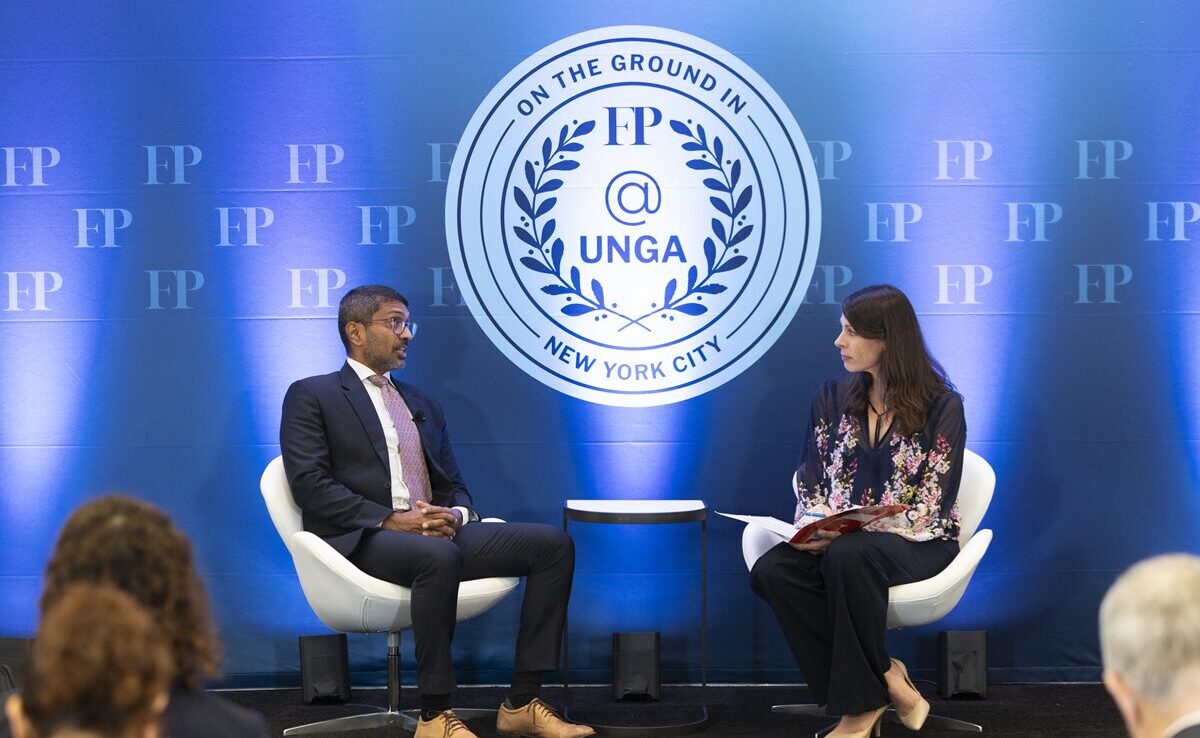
[1100,553,1200,738]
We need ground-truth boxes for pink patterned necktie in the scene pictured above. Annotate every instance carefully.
[367,374,432,507]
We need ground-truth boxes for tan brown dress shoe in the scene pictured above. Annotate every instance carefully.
[496,698,596,738]
[415,709,480,738]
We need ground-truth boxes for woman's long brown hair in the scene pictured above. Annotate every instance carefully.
[842,284,955,436]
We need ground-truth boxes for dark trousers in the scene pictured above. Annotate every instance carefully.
[749,532,958,715]
[349,521,574,696]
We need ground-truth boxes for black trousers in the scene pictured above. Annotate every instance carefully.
[349,521,574,696]
[749,531,958,715]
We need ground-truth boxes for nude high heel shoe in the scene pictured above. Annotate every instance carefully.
[889,658,930,731]
[828,705,886,738]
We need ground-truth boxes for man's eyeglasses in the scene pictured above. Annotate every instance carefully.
[367,317,418,336]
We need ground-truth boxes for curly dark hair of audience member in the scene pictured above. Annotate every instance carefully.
[40,494,220,688]
[841,284,957,437]
[20,583,170,738]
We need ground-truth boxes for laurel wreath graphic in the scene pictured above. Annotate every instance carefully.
[513,117,753,334]
[613,119,754,332]
[512,119,654,331]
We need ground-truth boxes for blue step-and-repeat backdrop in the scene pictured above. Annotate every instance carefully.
[2,1,1198,686]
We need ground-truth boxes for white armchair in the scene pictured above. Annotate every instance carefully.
[741,448,995,737]
[260,455,520,735]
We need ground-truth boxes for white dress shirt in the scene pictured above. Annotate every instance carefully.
[347,359,470,526]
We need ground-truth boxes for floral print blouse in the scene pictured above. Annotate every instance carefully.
[793,375,966,543]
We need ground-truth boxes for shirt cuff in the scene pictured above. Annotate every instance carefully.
[451,506,469,527]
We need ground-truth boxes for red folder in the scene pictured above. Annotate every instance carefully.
[791,504,909,544]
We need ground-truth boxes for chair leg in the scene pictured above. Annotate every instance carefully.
[774,703,983,736]
[388,631,402,713]
[284,632,417,736]
[884,708,982,732]
[283,630,503,736]
[283,711,410,736]
[770,703,838,738]
[770,703,827,718]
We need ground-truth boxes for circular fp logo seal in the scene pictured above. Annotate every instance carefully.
[446,26,820,406]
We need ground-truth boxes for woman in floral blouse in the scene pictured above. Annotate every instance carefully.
[750,284,965,738]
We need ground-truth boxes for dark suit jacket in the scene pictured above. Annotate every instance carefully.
[280,362,478,557]
[164,687,270,738]
[0,687,269,738]
[1171,722,1200,738]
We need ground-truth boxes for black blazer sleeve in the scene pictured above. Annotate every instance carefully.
[925,390,967,533]
[164,688,271,738]
[792,379,840,518]
[280,377,394,532]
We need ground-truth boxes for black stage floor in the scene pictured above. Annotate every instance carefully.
[221,683,1127,738]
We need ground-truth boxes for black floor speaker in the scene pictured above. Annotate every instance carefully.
[613,631,661,700]
[299,634,351,704]
[938,630,987,698]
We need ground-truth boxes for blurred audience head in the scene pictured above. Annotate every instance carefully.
[1100,553,1200,738]
[5,583,170,738]
[40,494,219,688]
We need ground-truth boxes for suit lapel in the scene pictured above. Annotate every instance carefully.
[392,379,445,481]
[339,363,389,469]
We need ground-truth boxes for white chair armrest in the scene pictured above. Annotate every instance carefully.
[887,529,993,628]
[742,523,782,572]
[290,531,415,633]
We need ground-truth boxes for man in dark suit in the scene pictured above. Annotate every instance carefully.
[1100,554,1200,738]
[280,285,593,738]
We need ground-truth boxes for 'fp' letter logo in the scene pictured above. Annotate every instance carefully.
[287,144,344,184]
[2,146,60,186]
[145,145,202,184]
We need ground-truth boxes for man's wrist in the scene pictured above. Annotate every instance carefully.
[450,507,467,528]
